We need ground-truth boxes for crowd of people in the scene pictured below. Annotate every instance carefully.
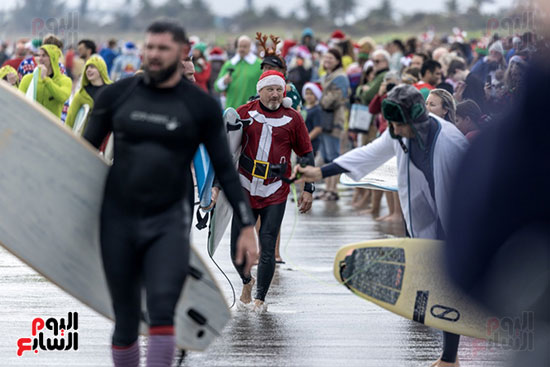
[0,20,544,367]
[0,27,536,218]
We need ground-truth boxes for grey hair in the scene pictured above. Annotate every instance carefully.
[372,49,391,65]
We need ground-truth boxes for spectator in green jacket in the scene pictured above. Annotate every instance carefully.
[214,35,262,109]
[356,49,390,106]
[355,49,390,143]
[19,44,72,118]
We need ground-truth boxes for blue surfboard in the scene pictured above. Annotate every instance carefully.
[193,144,215,209]
[193,144,215,229]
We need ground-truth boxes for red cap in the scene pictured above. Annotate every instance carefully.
[331,30,346,40]
[209,47,224,55]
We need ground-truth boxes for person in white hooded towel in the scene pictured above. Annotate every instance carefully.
[293,84,469,367]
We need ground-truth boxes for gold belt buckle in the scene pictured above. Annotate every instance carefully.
[252,159,269,180]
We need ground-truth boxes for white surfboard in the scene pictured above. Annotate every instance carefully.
[72,104,91,136]
[25,67,40,101]
[102,133,114,161]
[207,108,246,256]
[0,80,230,351]
[339,157,398,192]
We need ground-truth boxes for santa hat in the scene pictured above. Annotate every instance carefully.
[302,82,322,101]
[315,42,329,55]
[256,70,292,108]
[208,46,226,61]
[257,70,286,93]
[331,30,346,40]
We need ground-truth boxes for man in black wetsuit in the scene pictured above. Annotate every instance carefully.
[83,20,258,367]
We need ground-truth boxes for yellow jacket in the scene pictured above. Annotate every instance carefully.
[19,44,72,118]
[65,55,112,130]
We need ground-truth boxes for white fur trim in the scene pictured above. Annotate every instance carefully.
[256,75,286,94]
[230,52,258,66]
[302,82,322,101]
[282,97,292,108]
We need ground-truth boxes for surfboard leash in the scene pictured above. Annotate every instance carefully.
[207,242,237,309]
[282,183,403,288]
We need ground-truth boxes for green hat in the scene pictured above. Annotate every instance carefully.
[32,38,42,49]
[382,84,429,150]
[193,42,207,54]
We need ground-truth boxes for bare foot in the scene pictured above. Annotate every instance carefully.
[382,213,403,223]
[239,277,255,304]
[375,213,391,221]
[430,357,460,367]
[253,299,268,314]
[352,194,371,209]
[360,206,380,217]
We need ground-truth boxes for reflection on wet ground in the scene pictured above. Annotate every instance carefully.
[0,188,512,366]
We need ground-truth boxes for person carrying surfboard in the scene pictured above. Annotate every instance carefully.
[18,44,72,118]
[83,20,258,367]
[65,55,112,133]
[293,84,468,366]
[224,70,315,313]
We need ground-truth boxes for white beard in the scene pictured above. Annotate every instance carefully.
[266,101,281,110]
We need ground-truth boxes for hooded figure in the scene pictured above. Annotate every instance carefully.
[334,84,468,239]
[19,44,72,118]
[65,55,112,131]
[0,65,19,87]
[302,84,469,365]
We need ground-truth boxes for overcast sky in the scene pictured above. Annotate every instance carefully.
[2,0,515,17]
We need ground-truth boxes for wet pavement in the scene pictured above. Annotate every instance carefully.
[0,188,512,366]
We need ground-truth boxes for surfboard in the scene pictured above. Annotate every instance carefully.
[72,104,90,136]
[206,108,249,256]
[102,133,114,161]
[0,80,230,351]
[193,144,215,210]
[333,238,509,341]
[25,67,40,101]
[339,157,398,192]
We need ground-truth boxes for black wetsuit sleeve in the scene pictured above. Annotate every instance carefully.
[200,100,255,227]
[321,162,348,178]
[82,84,115,148]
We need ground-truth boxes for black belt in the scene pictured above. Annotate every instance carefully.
[239,154,287,180]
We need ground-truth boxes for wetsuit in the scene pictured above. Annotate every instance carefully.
[83,75,254,347]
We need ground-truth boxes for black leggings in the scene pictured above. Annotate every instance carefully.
[100,199,189,347]
[230,201,286,301]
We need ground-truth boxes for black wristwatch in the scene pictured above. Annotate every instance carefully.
[304,182,315,194]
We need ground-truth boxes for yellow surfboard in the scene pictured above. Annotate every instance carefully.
[334,238,511,341]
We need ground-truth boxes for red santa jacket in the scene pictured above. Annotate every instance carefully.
[237,100,312,209]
